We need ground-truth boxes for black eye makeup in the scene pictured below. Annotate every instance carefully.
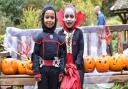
[64,14,74,19]
[50,16,55,19]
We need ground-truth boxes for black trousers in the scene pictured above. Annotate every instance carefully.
[38,66,60,89]
[78,69,84,89]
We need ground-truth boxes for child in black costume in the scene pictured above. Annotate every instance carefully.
[31,5,64,89]
[57,3,85,89]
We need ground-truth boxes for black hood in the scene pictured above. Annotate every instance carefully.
[41,4,57,33]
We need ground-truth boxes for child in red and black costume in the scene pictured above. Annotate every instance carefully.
[57,3,85,89]
[31,4,64,89]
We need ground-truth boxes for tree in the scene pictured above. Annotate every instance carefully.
[71,0,101,25]
[18,7,41,29]
[0,0,26,25]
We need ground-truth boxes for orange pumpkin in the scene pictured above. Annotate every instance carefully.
[0,59,2,73]
[109,54,124,71]
[17,60,26,74]
[83,56,95,73]
[25,60,34,75]
[1,58,18,75]
[95,55,109,73]
[122,55,128,69]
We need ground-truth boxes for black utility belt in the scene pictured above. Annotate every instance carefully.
[39,57,60,68]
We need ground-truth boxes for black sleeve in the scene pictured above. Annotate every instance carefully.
[75,29,84,66]
[58,30,66,74]
[59,45,66,74]
[31,43,41,74]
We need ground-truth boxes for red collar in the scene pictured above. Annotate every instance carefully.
[57,9,85,32]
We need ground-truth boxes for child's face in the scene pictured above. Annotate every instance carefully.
[44,10,55,29]
[63,7,76,28]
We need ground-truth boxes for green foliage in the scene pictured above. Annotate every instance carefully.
[123,81,128,89]
[24,0,63,11]
[0,35,5,51]
[71,0,102,25]
[112,35,118,52]
[63,0,72,3]
[12,86,23,89]
[54,0,63,11]
[0,0,26,25]
[107,16,122,53]
[112,83,122,89]
[102,0,116,17]
[90,0,102,6]
[111,82,128,89]
[0,11,14,35]
[107,16,122,25]
[24,0,45,9]
[17,7,41,29]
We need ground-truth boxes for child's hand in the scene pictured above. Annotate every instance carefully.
[64,68,68,74]
[64,68,69,75]
[34,74,42,81]
[59,74,64,82]
[59,76,63,82]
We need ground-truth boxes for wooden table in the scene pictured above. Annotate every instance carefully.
[0,75,35,86]
[0,75,35,89]
[84,71,128,84]
[0,71,128,89]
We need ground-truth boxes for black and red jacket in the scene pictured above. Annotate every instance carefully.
[31,5,65,75]
[58,28,84,70]
[31,31,65,74]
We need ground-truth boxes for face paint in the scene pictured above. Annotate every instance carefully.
[44,10,55,29]
[63,7,76,28]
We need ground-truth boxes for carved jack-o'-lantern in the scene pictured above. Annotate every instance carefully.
[83,56,95,73]
[0,59,2,73]
[17,60,26,74]
[1,58,18,75]
[95,55,109,73]
[25,60,34,75]
[109,54,124,71]
[124,55,128,68]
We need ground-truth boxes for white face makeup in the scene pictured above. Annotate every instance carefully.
[63,7,76,28]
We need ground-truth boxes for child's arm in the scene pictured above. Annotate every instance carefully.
[31,43,41,75]
[75,29,84,69]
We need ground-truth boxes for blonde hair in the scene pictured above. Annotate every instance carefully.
[94,5,100,11]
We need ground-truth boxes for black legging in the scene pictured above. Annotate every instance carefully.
[38,66,60,89]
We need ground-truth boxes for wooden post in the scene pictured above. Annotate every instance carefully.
[118,31,123,53]
[87,33,91,55]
